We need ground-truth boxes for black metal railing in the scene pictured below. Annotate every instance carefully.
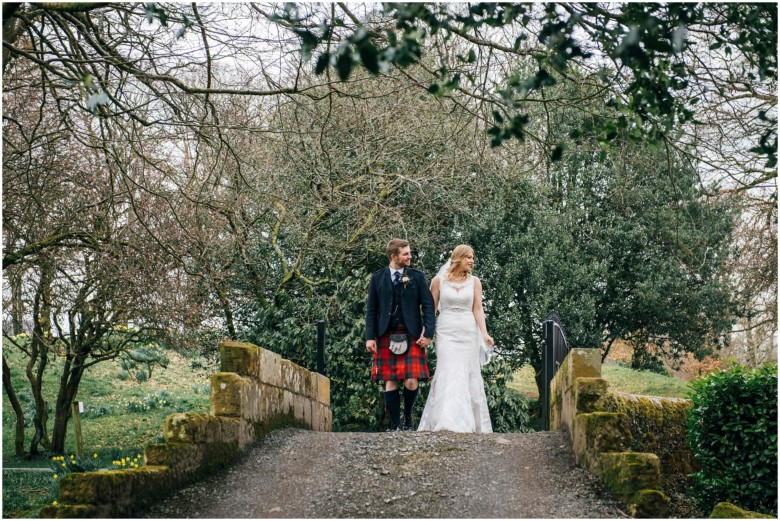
[541,311,569,430]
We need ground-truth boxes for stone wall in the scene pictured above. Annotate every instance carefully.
[549,349,670,518]
[602,391,695,492]
[41,341,331,518]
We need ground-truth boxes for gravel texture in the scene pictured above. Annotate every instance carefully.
[143,428,629,518]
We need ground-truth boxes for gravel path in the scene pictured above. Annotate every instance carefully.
[143,428,629,518]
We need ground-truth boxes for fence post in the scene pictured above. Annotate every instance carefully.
[316,320,326,376]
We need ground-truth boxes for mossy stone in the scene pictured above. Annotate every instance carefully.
[600,452,661,501]
[144,442,202,475]
[210,372,250,417]
[602,391,695,491]
[220,341,259,375]
[629,489,670,518]
[574,412,631,473]
[575,377,609,413]
[710,502,775,519]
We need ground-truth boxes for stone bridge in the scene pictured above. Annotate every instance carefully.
[41,343,690,518]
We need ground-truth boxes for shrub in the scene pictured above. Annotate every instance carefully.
[116,370,129,381]
[125,390,175,413]
[687,364,777,515]
[485,358,533,433]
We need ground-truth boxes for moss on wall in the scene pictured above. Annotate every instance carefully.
[710,502,776,519]
[630,489,670,518]
[602,391,696,492]
[574,412,632,473]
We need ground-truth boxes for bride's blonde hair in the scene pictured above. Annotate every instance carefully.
[447,244,475,278]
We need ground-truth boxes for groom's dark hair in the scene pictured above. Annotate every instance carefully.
[386,239,410,259]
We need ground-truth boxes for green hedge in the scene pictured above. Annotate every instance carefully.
[687,364,777,516]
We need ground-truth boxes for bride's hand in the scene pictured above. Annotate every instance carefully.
[484,334,494,346]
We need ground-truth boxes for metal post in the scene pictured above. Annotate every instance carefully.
[316,320,326,376]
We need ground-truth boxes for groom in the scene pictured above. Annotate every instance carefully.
[366,239,435,431]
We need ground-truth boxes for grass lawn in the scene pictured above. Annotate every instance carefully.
[2,344,213,518]
[508,362,691,399]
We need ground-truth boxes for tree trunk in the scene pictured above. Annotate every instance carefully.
[2,3,23,73]
[215,283,237,339]
[2,356,27,457]
[50,356,85,453]
[9,272,24,335]
[28,265,53,455]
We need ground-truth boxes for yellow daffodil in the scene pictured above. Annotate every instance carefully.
[53,474,58,480]
[53,501,58,506]
[93,453,98,459]
[61,463,66,468]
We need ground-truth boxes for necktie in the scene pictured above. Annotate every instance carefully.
[393,271,401,286]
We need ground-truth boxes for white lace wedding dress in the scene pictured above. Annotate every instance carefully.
[417,275,493,433]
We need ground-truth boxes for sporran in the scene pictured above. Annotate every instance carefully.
[389,333,409,355]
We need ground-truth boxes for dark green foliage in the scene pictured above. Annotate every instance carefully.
[238,266,382,431]
[462,88,736,396]
[484,357,533,433]
[687,365,778,515]
[630,350,669,376]
[238,264,535,433]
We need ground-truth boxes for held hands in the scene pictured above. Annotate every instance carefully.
[417,336,432,348]
[366,340,377,354]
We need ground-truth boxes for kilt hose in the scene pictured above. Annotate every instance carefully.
[372,326,430,382]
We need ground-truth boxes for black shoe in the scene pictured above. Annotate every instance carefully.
[402,419,414,431]
[386,425,401,432]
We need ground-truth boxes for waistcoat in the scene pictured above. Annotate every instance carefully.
[389,280,406,330]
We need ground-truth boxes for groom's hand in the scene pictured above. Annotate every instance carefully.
[366,340,377,354]
[417,336,431,348]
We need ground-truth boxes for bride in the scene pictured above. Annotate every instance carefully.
[418,244,494,433]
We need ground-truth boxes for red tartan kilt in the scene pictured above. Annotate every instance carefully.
[372,329,429,382]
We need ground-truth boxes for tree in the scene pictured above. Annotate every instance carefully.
[463,97,736,394]
[2,58,211,453]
